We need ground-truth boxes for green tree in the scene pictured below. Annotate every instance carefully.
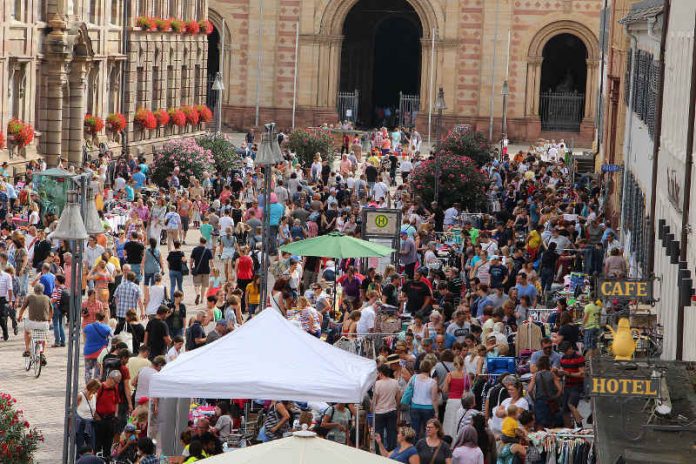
[437,129,491,166]
[287,129,335,167]
[196,133,243,173]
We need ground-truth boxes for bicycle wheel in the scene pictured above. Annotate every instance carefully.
[24,352,31,371]
[33,345,42,378]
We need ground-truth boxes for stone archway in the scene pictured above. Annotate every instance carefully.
[317,0,442,124]
[524,20,600,124]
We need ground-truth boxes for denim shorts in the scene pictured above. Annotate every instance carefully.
[583,327,600,350]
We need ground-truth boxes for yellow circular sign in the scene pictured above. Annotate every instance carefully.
[375,214,389,228]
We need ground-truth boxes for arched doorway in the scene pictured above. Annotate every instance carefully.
[539,33,588,132]
[206,26,220,109]
[339,0,422,127]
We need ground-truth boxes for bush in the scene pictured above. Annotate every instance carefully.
[196,133,242,173]
[436,129,491,166]
[287,129,335,167]
[0,393,44,463]
[151,138,214,187]
[408,154,488,208]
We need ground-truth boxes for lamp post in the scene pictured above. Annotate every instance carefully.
[433,88,447,202]
[211,72,225,135]
[256,123,283,309]
[501,79,509,160]
[57,174,103,464]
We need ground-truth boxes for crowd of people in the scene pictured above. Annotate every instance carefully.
[0,128,616,463]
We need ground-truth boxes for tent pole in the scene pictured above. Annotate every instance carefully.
[355,403,360,449]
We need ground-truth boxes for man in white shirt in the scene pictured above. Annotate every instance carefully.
[133,355,166,403]
[444,203,461,228]
[0,259,15,341]
[356,302,377,336]
[84,236,105,271]
[218,210,234,236]
[372,180,389,202]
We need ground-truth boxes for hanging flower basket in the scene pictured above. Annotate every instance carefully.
[84,114,105,135]
[181,106,200,126]
[196,105,214,123]
[154,109,170,127]
[136,16,157,31]
[154,18,172,32]
[171,19,185,33]
[7,118,34,148]
[134,108,157,130]
[168,108,187,127]
[106,113,127,133]
[199,19,213,35]
[186,20,200,34]
[0,132,5,149]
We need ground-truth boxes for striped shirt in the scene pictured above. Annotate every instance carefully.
[560,352,585,387]
[114,280,141,318]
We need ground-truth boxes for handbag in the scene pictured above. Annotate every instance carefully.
[400,376,415,406]
[538,372,561,414]
[181,261,190,276]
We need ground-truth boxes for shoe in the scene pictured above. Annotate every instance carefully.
[195,295,200,305]
[13,326,18,336]
[51,344,60,348]
[22,350,30,357]
[60,343,66,347]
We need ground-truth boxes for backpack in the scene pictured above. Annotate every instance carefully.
[101,354,122,382]
[59,288,71,320]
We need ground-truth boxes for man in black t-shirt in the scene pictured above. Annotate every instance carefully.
[402,272,432,317]
[144,306,171,359]
[488,256,509,289]
[123,232,145,283]
[186,311,207,350]
[360,267,375,301]
[382,274,400,307]
[190,237,213,305]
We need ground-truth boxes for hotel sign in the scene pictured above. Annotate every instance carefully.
[591,377,659,397]
[597,279,652,300]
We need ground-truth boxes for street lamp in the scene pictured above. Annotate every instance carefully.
[56,175,103,464]
[256,123,283,309]
[433,88,447,202]
[211,72,225,134]
[501,79,510,161]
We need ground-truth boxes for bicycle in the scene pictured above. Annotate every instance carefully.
[24,328,47,378]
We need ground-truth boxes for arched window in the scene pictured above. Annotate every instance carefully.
[86,66,99,114]
[107,64,120,114]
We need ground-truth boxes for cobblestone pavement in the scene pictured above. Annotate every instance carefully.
[0,232,205,464]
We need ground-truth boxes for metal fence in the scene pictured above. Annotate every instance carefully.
[398,92,420,128]
[540,91,585,132]
[337,89,359,123]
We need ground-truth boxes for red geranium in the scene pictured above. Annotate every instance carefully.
[0,132,5,149]
[84,114,105,135]
[154,18,172,32]
[181,106,200,126]
[154,109,170,127]
[7,118,34,148]
[134,108,157,130]
[136,16,156,31]
[106,113,127,132]
[186,20,200,34]
[171,19,185,33]
[199,19,213,35]
[196,105,214,123]
[168,108,187,127]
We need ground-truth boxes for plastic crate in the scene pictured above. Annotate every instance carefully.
[486,356,516,375]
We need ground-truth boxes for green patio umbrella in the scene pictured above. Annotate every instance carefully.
[280,232,395,314]
[279,231,394,258]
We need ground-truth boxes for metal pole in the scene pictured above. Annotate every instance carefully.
[502,30,511,146]
[291,21,300,130]
[254,0,264,127]
[427,28,436,145]
[434,108,443,201]
[488,0,500,142]
[220,18,226,77]
[62,244,76,464]
[119,0,130,153]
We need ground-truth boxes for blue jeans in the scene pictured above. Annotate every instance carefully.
[52,310,65,345]
[375,410,398,451]
[143,273,157,287]
[75,416,95,453]
[169,271,183,299]
[410,407,434,440]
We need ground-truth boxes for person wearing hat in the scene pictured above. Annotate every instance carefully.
[206,319,229,344]
[373,363,401,451]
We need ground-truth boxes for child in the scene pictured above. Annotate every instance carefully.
[500,404,526,444]
[207,267,223,297]
[191,196,202,228]
[245,275,261,318]
[290,218,306,241]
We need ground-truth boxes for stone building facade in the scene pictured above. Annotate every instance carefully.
[209,0,603,145]
[0,0,209,170]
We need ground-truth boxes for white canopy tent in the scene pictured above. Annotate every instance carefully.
[149,308,377,403]
[197,430,394,464]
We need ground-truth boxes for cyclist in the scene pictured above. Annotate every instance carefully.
[17,283,52,364]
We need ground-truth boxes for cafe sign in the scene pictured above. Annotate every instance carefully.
[591,377,659,397]
[598,279,652,300]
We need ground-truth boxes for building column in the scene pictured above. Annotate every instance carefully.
[43,15,70,167]
[585,59,600,119]
[67,60,89,165]
[530,57,543,116]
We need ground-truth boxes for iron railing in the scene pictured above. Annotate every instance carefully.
[398,92,420,128]
[540,91,585,132]
[337,89,359,123]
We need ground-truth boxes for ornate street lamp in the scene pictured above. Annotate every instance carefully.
[211,72,225,134]
[433,88,447,202]
[256,123,283,309]
[56,175,102,464]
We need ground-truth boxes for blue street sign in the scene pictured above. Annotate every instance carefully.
[601,164,623,173]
